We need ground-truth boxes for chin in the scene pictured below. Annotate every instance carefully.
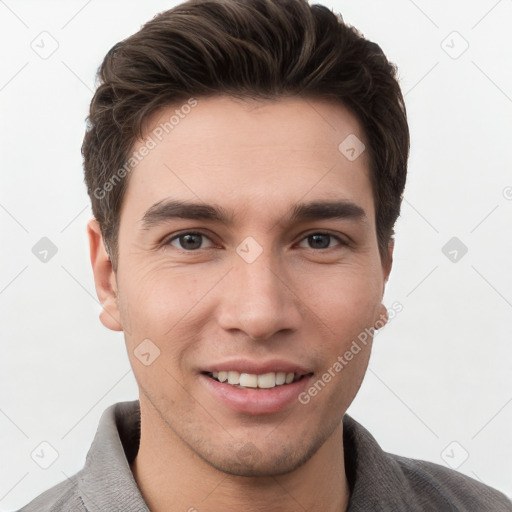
[200,436,325,478]
[208,456,304,478]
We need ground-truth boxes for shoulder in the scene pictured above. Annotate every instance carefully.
[17,400,142,512]
[390,452,512,511]
[17,471,86,512]
[342,414,512,511]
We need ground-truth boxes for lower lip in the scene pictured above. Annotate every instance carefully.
[200,373,313,415]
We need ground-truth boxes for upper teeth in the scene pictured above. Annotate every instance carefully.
[212,371,296,388]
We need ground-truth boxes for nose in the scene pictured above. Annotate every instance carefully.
[217,249,302,341]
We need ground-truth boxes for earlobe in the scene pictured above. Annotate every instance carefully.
[374,303,389,330]
[87,218,123,332]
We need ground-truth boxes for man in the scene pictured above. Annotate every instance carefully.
[19,0,512,510]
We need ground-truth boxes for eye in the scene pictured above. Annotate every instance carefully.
[166,231,214,251]
[297,232,347,250]
[163,230,347,252]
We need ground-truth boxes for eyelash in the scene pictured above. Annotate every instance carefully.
[163,230,348,252]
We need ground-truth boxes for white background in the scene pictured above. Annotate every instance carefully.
[1,0,511,509]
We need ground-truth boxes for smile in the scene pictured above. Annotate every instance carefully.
[204,371,307,389]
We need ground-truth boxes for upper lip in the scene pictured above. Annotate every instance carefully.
[200,359,313,377]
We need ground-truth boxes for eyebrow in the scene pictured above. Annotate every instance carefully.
[140,198,367,230]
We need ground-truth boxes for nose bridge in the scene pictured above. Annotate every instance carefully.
[218,244,301,340]
[238,251,282,303]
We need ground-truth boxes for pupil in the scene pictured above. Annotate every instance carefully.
[309,234,329,249]
[181,234,201,250]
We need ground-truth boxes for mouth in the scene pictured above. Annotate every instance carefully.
[202,370,312,389]
[200,365,315,414]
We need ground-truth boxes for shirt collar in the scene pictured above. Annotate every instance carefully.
[79,400,149,511]
[77,400,418,511]
[342,414,422,511]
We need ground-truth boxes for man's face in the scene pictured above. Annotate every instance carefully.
[96,95,392,476]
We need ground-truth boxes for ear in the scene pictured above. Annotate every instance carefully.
[382,238,394,288]
[375,238,395,329]
[87,218,123,331]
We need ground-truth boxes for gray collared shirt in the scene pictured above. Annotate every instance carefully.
[19,400,512,511]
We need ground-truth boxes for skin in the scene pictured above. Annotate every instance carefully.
[88,95,393,512]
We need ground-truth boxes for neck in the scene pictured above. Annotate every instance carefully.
[131,399,350,512]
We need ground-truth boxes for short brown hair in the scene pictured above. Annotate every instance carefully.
[82,0,409,272]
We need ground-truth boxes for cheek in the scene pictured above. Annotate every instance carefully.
[299,264,383,396]
[304,264,383,330]
[118,262,226,387]
[119,261,213,335]
[301,295,377,417]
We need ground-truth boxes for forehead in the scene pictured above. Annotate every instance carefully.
[120,95,374,227]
